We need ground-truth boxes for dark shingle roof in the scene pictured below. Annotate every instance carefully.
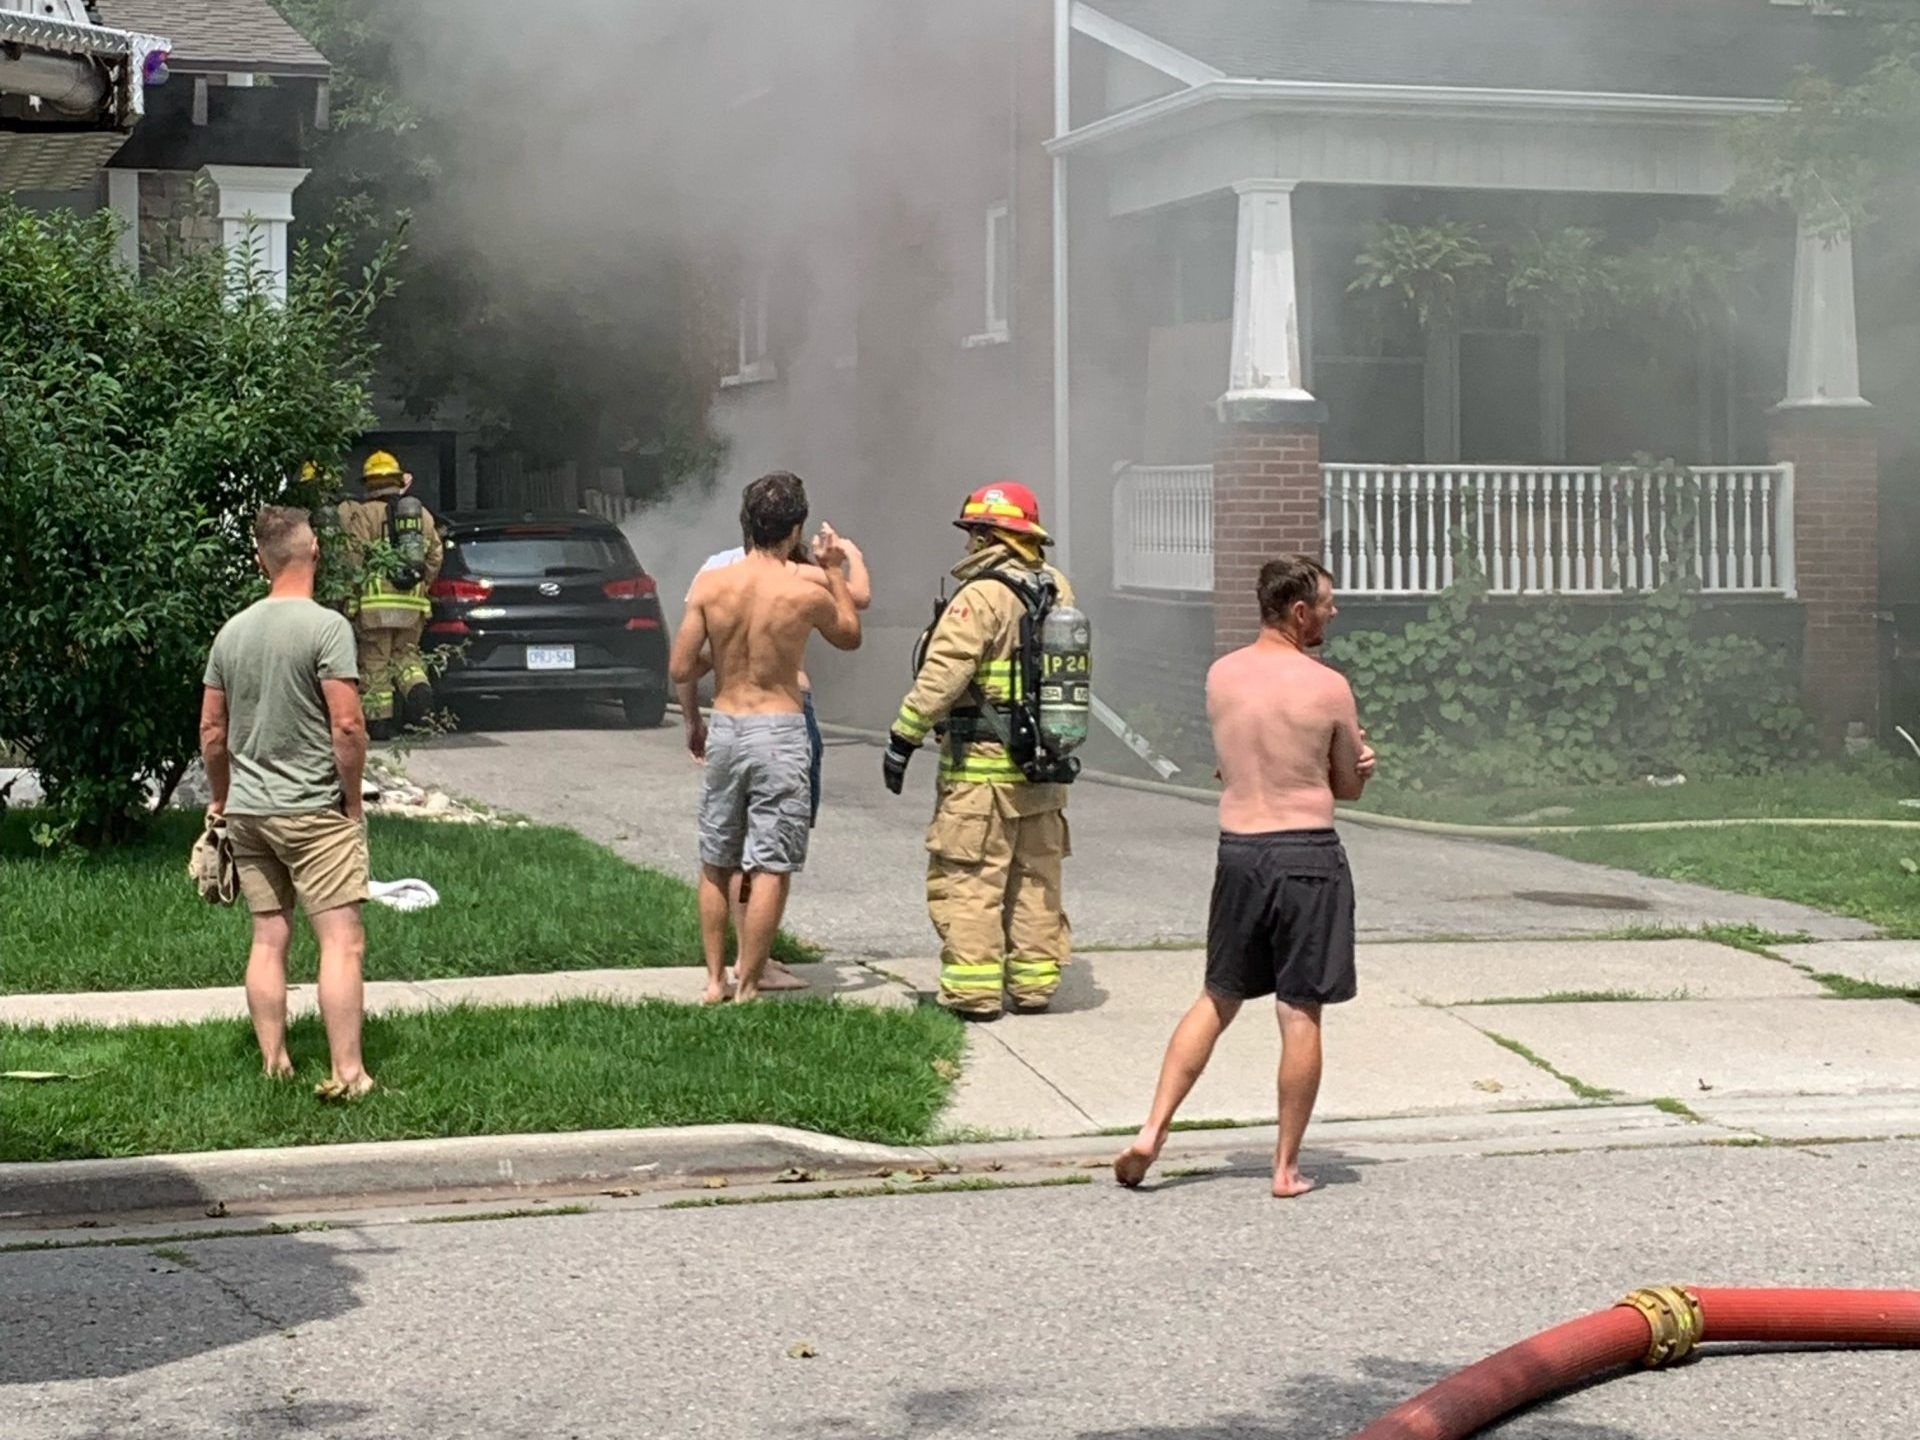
[97,0,328,74]
[1091,0,1859,100]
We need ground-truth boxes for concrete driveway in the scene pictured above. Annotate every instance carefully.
[398,709,1869,959]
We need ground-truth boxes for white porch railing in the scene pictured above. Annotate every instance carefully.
[1110,462,1799,599]
[1113,463,1213,593]
[1321,464,1797,597]
[582,487,643,524]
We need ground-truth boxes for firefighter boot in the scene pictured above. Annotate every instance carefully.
[1005,808,1070,1012]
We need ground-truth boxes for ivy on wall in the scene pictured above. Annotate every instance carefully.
[1325,571,1812,789]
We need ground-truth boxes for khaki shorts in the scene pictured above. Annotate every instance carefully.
[227,811,369,916]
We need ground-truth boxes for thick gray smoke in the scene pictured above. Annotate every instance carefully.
[379,1,1025,648]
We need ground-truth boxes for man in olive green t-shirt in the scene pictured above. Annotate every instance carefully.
[201,505,374,1100]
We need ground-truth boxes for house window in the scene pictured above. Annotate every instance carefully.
[966,203,1012,347]
[720,269,776,387]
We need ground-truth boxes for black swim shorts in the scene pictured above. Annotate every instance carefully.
[1205,829,1357,1005]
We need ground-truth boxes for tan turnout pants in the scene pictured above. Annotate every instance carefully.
[355,621,428,724]
[925,780,1071,1016]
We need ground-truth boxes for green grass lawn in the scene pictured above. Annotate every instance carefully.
[1535,828,1920,938]
[1351,759,1919,827]
[0,809,815,995]
[0,998,964,1160]
[1349,759,1920,937]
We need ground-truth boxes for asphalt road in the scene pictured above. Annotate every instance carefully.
[399,708,1868,958]
[6,1139,1917,1438]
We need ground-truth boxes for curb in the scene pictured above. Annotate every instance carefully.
[12,1097,1920,1222]
[0,1125,933,1221]
[16,1094,1901,1222]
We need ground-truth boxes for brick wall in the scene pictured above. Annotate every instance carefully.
[1769,411,1881,742]
[1211,420,1324,653]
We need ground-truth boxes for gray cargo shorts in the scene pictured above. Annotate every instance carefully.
[699,711,812,873]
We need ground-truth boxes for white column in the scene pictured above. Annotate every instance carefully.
[1218,179,1320,421]
[200,165,309,306]
[1782,218,1868,408]
[104,169,140,274]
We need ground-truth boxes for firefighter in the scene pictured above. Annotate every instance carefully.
[883,481,1092,1019]
[337,451,443,741]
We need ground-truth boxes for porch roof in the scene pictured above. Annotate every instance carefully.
[1089,0,1858,103]
[95,0,328,77]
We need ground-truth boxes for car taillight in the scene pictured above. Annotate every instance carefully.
[426,619,469,637]
[625,617,661,630]
[429,578,492,603]
[603,575,657,601]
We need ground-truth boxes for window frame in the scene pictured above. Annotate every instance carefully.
[720,268,778,388]
[964,201,1013,348]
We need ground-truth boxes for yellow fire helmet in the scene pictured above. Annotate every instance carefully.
[361,449,404,491]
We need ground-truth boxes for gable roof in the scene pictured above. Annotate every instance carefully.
[96,0,327,75]
[1087,0,1857,101]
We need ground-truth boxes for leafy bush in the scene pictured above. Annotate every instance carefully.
[0,204,392,845]
[1326,561,1813,790]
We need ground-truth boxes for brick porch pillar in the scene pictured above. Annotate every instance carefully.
[1212,179,1327,654]
[1212,414,1325,654]
[1770,216,1879,744]
[1770,410,1880,743]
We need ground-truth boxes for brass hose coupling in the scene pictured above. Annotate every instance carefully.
[1618,1285,1705,1368]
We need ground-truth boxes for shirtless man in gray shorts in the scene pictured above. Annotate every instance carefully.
[669,472,862,1003]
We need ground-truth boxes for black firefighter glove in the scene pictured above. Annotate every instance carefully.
[882,732,918,795]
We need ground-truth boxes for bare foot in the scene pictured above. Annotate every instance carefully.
[315,1074,375,1102]
[263,1054,294,1080]
[758,960,811,992]
[1113,1129,1164,1188]
[733,981,761,1004]
[701,979,728,1006]
[728,961,808,993]
[1272,1168,1318,1199]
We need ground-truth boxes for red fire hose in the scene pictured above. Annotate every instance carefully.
[1353,1287,1920,1440]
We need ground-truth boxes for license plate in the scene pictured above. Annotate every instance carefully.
[526,645,576,671]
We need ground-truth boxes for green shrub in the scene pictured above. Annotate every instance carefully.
[1327,565,1813,789]
[0,204,392,845]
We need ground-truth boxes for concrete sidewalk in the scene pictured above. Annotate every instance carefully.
[883,936,1920,1137]
[0,961,914,1028]
[10,936,1918,1146]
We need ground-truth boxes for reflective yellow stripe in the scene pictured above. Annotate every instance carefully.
[962,500,1029,521]
[361,595,431,615]
[940,960,1004,994]
[939,759,1026,783]
[895,704,931,743]
[1007,958,1060,977]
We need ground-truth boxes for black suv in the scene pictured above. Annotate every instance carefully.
[425,512,670,726]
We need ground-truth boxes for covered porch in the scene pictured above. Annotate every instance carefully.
[1056,3,1875,738]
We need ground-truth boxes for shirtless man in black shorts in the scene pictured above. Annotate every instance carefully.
[1115,555,1375,1197]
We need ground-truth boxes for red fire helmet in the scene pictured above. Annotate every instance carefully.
[954,480,1050,541]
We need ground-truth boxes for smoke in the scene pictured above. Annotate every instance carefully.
[373,0,1035,647]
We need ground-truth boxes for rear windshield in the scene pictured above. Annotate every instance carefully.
[447,531,636,578]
